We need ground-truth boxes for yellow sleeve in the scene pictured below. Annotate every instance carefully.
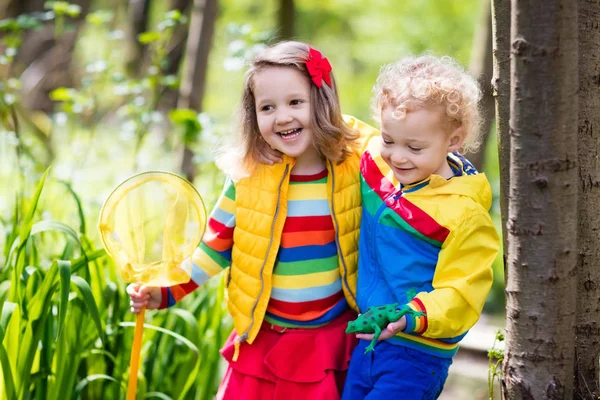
[406,209,500,338]
[343,114,380,155]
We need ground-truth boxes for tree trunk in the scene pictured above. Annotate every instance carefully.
[9,0,91,112]
[502,0,579,398]
[177,0,218,182]
[277,0,295,40]
[491,0,511,281]
[165,0,193,77]
[160,0,193,110]
[126,0,152,76]
[574,1,600,397]
[465,0,494,172]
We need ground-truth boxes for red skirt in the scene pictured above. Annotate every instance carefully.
[216,310,358,400]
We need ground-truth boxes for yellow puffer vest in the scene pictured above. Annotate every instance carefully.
[226,115,379,360]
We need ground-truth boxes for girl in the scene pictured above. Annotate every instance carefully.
[128,41,378,400]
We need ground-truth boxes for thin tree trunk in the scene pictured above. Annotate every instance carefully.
[278,0,294,40]
[177,0,217,182]
[492,0,511,280]
[126,0,151,76]
[165,0,193,77]
[503,0,579,398]
[160,0,193,110]
[466,0,494,172]
[574,0,600,397]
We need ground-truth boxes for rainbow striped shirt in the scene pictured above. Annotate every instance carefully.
[160,169,348,328]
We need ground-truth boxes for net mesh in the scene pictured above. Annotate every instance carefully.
[98,172,207,286]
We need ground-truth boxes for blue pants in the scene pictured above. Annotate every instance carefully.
[342,340,452,400]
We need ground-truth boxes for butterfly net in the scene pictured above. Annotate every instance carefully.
[98,172,207,287]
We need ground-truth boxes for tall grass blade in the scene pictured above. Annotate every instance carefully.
[56,260,72,340]
[71,276,105,344]
[144,392,173,400]
[58,180,87,235]
[119,322,200,400]
[71,374,122,400]
[0,302,17,342]
[0,301,16,400]
[12,168,50,302]
[72,249,105,274]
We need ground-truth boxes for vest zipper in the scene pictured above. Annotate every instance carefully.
[328,160,357,307]
[233,163,290,360]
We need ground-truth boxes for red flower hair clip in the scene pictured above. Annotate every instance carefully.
[306,47,332,88]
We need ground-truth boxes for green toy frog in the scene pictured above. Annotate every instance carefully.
[345,303,426,353]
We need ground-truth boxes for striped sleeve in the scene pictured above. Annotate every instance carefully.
[159,178,236,308]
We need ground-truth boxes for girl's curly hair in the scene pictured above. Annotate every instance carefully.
[372,55,482,153]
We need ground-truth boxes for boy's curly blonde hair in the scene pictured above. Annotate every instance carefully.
[372,55,482,153]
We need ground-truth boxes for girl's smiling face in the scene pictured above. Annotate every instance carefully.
[253,66,321,167]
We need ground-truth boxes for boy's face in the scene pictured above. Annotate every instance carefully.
[379,104,464,186]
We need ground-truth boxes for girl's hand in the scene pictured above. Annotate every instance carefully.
[258,146,283,165]
[126,283,162,313]
[356,316,407,341]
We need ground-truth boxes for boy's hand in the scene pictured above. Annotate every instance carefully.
[127,283,162,313]
[356,316,407,341]
[258,146,283,165]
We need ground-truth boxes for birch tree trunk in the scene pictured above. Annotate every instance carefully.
[503,0,579,398]
[574,0,600,397]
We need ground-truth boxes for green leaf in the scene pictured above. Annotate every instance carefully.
[0,341,15,400]
[169,109,202,145]
[160,75,179,89]
[138,32,160,44]
[0,301,17,342]
[50,87,75,102]
[24,268,42,302]
[18,167,49,245]
[86,10,113,26]
[171,309,199,338]
[44,1,79,16]
[86,348,117,365]
[71,249,105,274]
[56,259,71,340]
[71,276,105,344]
[168,109,197,124]
[119,321,200,399]
[0,18,19,32]
[71,374,121,400]
[58,180,86,234]
[2,302,19,399]
[28,261,59,322]
[16,15,41,30]
[66,4,81,17]
[164,10,182,22]
[0,281,11,303]
[31,220,82,247]
[144,392,173,400]
[11,168,49,303]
